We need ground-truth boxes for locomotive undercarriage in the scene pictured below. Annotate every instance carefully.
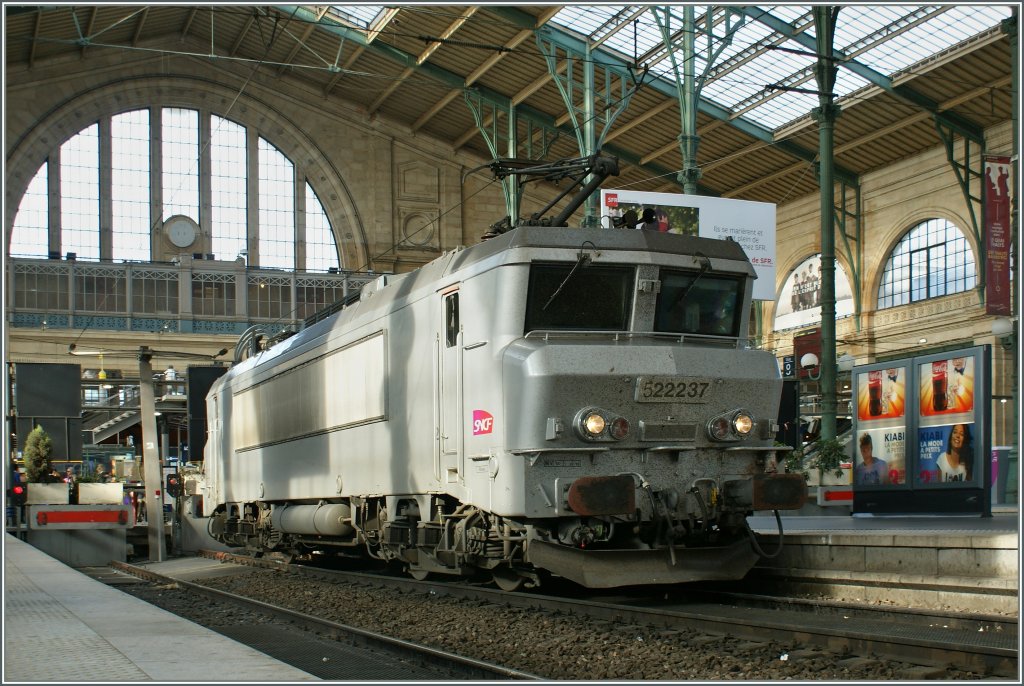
[206,472,795,588]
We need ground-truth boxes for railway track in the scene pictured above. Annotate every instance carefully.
[113,550,1017,679]
[106,559,542,681]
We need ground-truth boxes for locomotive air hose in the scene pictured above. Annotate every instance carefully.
[744,509,784,559]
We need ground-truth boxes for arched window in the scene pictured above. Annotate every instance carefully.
[9,163,48,257]
[8,107,341,272]
[877,218,976,309]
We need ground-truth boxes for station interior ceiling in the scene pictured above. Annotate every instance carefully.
[4,4,1015,201]
[3,5,1019,441]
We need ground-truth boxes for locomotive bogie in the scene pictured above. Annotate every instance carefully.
[198,227,806,588]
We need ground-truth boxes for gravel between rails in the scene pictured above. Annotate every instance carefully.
[118,568,996,681]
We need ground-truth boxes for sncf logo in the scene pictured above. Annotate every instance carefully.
[472,410,494,436]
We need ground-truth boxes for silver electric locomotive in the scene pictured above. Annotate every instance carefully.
[200,158,806,589]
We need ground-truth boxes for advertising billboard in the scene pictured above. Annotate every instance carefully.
[851,346,990,514]
[852,365,908,488]
[600,189,776,301]
[773,253,855,331]
[915,352,980,489]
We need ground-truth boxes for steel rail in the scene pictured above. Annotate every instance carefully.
[189,549,1017,678]
[110,560,543,681]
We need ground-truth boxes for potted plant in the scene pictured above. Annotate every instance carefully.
[777,438,845,481]
[23,425,56,482]
[811,438,847,480]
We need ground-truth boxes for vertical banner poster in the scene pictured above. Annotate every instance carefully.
[984,155,1012,316]
[852,365,908,487]
[600,189,776,301]
[915,352,979,487]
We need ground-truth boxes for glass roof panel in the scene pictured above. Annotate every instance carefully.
[849,5,1012,76]
[327,5,386,30]
[601,4,1013,132]
[315,4,1014,133]
[550,5,630,41]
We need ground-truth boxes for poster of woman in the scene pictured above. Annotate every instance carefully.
[916,423,975,485]
[919,355,975,417]
[856,367,906,421]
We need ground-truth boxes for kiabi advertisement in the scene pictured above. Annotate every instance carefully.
[916,423,977,485]
[853,427,906,486]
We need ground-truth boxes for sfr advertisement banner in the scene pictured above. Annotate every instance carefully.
[600,189,776,301]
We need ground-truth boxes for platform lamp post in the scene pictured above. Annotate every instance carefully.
[137,346,166,562]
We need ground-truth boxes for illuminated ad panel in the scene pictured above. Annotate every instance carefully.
[851,345,990,514]
[852,366,908,487]
[915,352,980,487]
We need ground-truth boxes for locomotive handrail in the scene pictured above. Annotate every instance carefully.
[509,447,612,455]
[523,329,741,347]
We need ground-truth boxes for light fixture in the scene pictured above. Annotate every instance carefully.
[800,352,821,380]
[992,318,1015,336]
[918,338,927,344]
[98,354,107,380]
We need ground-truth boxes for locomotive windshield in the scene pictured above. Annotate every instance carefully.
[655,270,744,336]
[525,263,633,332]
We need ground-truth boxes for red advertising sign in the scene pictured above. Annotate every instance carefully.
[984,155,1011,316]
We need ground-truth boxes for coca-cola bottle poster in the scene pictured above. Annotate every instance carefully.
[856,367,905,421]
[918,355,975,417]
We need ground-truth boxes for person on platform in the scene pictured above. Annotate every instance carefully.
[95,464,112,483]
[855,433,889,485]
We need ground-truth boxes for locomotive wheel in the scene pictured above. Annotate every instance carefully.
[491,568,524,591]
[409,568,431,581]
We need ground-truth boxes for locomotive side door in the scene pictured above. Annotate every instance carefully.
[438,288,463,483]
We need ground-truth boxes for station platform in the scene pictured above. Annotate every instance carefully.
[3,512,1019,682]
[2,533,317,682]
[747,509,1020,615]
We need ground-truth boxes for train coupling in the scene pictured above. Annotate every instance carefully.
[723,473,807,511]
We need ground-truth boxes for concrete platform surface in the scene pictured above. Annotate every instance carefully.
[2,533,318,682]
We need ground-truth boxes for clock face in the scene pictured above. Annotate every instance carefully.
[164,215,198,248]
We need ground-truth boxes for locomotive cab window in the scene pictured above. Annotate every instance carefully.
[525,263,633,333]
[445,292,459,348]
[655,270,743,336]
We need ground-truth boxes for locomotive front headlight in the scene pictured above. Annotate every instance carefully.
[582,412,606,437]
[733,412,754,436]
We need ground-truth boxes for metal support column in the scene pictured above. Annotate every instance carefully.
[137,347,166,562]
[464,92,560,228]
[812,6,841,443]
[935,122,986,301]
[536,32,640,225]
[834,177,863,331]
[651,6,744,194]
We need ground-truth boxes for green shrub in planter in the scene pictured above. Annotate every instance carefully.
[23,426,55,483]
